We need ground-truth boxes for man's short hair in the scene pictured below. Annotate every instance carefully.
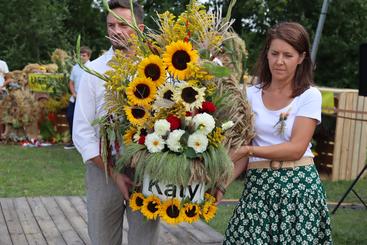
[80,46,92,56]
[108,0,144,24]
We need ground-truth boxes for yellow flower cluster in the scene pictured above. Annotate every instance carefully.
[208,127,225,147]
[129,192,217,225]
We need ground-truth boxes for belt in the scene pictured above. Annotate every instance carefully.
[248,157,314,170]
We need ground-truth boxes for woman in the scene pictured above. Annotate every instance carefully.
[220,22,332,244]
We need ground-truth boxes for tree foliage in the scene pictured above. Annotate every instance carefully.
[0,0,366,88]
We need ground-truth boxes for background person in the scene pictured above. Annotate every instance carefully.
[0,59,9,89]
[219,22,332,244]
[64,46,92,150]
[73,1,160,244]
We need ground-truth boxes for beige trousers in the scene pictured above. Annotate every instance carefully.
[86,162,160,245]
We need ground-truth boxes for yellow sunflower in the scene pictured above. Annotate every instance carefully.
[129,192,145,211]
[201,202,217,222]
[141,195,161,220]
[123,126,138,144]
[126,77,157,107]
[204,193,216,204]
[124,105,150,126]
[180,203,201,223]
[173,82,206,111]
[138,55,166,87]
[159,198,182,225]
[163,40,199,80]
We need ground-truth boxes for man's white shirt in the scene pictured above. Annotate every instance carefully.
[73,48,114,163]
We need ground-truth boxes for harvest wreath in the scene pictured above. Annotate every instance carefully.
[78,0,254,224]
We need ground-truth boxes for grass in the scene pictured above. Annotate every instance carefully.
[0,144,366,244]
[0,145,85,197]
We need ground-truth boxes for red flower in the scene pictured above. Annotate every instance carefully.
[138,136,146,145]
[166,115,181,130]
[48,112,57,124]
[201,101,216,114]
[185,111,192,116]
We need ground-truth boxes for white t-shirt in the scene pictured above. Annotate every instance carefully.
[70,61,90,94]
[246,85,322,162]
[0,60,9,87]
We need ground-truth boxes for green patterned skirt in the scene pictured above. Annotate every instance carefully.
[223,165,332,244]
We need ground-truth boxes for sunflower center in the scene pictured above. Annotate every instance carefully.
[131,108,146,119]
[185,206,197,217]
[136,196,144,207]
[172,50,191,70]
[144,64,161,81]
[147,201,159,213]
[166,205,180,218]
[134,84,151,99]
[181,87,198,103]
[163,90,173,101]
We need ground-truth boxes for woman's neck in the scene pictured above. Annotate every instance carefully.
[266,80,293,94]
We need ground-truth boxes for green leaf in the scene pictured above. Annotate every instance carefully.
[202,61,231,78]
[184,147,198,159]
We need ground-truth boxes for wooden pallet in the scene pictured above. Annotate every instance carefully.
[316,87,367,181]
[0,196,223,245]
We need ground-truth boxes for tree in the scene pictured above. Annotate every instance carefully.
[0,0,70,69]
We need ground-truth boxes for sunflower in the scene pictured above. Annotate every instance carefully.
[138,55,166,87]
[163,40,199,80]
[160,198,182,225]
[204,193,216,204]
[123,126,138,144]
[201,202,217,222]
[129,192,145,211]
[173,82,206,111]
[157,83,175,101]
[126,77,157,106]
[180,203,201,223]
[124,105,150,126]
[141,195,161,220]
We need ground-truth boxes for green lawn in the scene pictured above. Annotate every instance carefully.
[0,145,85,197]
[0,144,366,244]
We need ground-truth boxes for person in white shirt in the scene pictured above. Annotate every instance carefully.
[73,1,160,244]
[0,59,9,88]
[219,22,332,244]
[64,46,91,150]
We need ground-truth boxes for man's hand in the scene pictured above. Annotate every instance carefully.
[90,155,133,200]
[111,172,133,200]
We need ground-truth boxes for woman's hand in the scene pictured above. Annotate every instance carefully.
[214,188,225,205]
[229,145,251,162]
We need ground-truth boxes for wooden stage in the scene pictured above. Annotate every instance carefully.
[0,196,223,245]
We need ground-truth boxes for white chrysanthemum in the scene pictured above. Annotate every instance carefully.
[154,119,171,136]
[166,129,185,152]
[192,113,215,135]
[145,133,165,153]
[221,121,234,131]
[187,132,208,153]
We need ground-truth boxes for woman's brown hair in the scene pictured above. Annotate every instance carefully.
[252,22,314,97]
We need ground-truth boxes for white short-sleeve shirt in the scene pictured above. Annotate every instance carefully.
[70,61,90,95]
[0,60,9,87]
[247,85,322,162]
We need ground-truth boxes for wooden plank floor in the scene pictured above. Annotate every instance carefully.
[0,196,223,245]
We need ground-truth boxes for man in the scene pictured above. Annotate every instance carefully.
[73,1,160,244]
[64,46,91,150]
[0,59,9,89]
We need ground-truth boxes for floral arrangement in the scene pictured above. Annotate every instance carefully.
[79,0,254,224]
